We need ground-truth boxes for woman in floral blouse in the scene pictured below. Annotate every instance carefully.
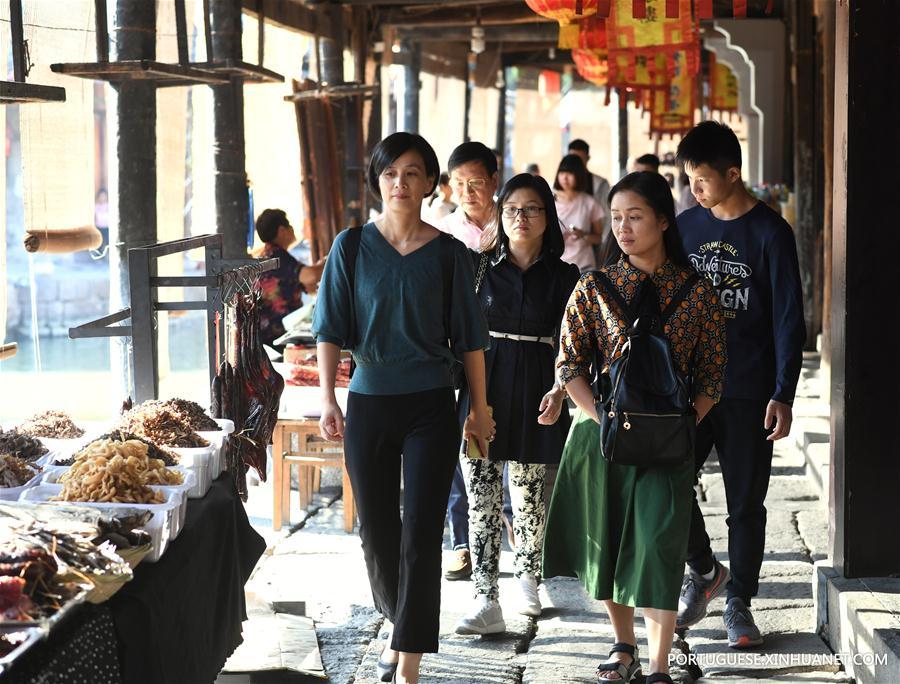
[543,172,726,684]
[254,208,325,348]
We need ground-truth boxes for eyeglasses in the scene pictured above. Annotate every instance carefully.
[451,178,489,192]
[502,206,545,219]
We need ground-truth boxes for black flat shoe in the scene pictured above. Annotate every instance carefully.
[377,657,398,682]
[645,673,674,684]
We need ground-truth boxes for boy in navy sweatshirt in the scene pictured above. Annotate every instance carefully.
[674,122,805,649]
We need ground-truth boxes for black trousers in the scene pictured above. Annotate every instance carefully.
[686,398,774,605]
[344,388,459,653]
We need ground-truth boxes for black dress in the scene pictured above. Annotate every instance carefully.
[458,248,580,464]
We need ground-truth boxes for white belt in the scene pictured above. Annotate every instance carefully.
[489,331,554,346]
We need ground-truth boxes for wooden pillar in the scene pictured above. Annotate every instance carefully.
[403,42,421,134]
[816,0,835,377]
[210,0,249,259]
[617,89,628,178]
[318,5,353,227]
[463,53,475,142]
[108,0,157,391]
[496,74,507,183]
[791,0,819,350]
[829,0,900,578]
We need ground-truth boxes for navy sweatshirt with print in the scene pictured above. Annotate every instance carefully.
[678,202,805,404]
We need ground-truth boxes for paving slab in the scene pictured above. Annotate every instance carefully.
[688,631,839,678]
[796,510,830,563]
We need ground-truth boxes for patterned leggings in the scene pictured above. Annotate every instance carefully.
[461,457,547,600]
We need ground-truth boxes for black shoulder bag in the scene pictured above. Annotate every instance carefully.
[592,271,700,468]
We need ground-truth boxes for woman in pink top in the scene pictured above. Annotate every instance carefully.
[554,154,605,272]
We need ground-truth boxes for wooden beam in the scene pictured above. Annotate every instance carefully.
[397,22,558,43]
[240,0,317,36]
[383,3,543,28]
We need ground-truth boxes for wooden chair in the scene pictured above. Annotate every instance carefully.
[271,418,356,533]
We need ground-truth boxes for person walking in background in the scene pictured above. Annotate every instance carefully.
[675,121,805,649]
[454,174,579,636]
[526,163,541,176]
[568,138,612,270]
[314,132,495,684]
[437,142,500,252]
[632,153,661,173]
[544,172,726,684]
[554,154,605,272]
[423,172,457,223]
[253,208,325,348]
[676,171,699,215]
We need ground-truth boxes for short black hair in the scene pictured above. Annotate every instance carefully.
[635,153,661,171]
[438,172,450,186]
[553,154,590,193]
[601,172,691,269]
[676,120,742,176]
[492,173,565,259]
[367,132,440,198]
[568,139,590,155]
[447,141,497,177]
[256,208,288,243]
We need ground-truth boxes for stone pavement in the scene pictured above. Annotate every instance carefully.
[229,356,851,683]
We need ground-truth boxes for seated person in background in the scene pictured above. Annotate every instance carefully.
[254,208,325,348]
[632,153,661,174]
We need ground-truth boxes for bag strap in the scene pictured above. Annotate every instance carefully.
[343,226,363,346]
[439,234,455,339]
[592,270,634,327]
[474,251,489,294]
[660,272,701,323]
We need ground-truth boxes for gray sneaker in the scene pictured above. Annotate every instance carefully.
[676,560,730,629]
[723,597,764,648]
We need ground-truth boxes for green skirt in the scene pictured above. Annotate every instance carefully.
[542,409,695,611]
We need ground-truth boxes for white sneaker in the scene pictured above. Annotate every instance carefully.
[517,574,542,617]
[455,596,506,635]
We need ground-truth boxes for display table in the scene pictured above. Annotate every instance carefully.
[1,474,266,684]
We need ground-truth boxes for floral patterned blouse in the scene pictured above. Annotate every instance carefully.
[256,243,305,346]
[557,258,727,401]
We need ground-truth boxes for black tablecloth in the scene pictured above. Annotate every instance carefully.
[2,474,266,684]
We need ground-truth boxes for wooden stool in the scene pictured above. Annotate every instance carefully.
[272,418,356,533]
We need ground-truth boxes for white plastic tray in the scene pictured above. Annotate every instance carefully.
[172,446,212,498]
[0,470,44,501]
[18,484,177,563]
[36,471,188,542]
[195,430,225,479]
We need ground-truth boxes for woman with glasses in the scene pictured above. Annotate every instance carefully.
[454,173,580,636]
[314,132,494,684]
[554,154,606,272]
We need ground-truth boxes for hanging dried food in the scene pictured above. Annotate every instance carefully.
[0,454,41,488]
[0,430,48,462]
[214,292,283,499]
[17,410,85,439]
[118,405,209,449]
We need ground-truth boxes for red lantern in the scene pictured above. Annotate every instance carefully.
[525,0,600,47]
[572,49,609,86]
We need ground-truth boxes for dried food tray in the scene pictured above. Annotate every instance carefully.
[40,466,191,538]
[19,484,176,562]
[0,626,43,676]
[0,585,88,631]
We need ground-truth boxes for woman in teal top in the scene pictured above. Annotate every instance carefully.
[313,132,494,684]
